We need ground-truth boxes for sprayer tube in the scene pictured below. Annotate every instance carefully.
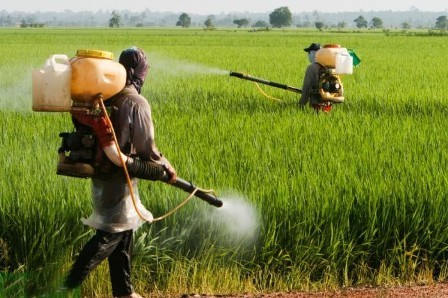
[174,178,223,207]
[160,174,223,207]
[100,131,222,207]
[230,71,302,94]
[124,158,222,207]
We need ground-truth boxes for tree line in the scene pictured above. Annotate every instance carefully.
[2,7,446,30]
[107,8,293,29]
[109,7,448,31]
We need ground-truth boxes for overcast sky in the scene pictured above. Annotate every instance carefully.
[3,0,447,14]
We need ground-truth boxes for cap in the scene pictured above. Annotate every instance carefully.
[303,43,321,52]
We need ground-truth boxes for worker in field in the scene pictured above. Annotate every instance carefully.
[63,46,177,298]
[298,42,332,113]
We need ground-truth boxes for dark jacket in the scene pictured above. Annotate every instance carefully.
[84,85,164,233]
[299,62,324,106]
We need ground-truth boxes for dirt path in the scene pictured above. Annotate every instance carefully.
[179,282,448,297]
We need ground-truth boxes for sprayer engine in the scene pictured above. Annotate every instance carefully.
[57,120,109,178]
[318,70,344,103]
[59,131,95,162]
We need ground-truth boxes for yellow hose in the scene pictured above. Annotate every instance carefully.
[254,82,284,102]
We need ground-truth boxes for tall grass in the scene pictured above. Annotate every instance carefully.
[1,28,448,296]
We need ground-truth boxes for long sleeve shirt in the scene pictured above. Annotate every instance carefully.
[83,85,163,233]
[299,62,324,106]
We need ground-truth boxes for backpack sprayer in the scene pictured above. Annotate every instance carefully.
[230,44,359,104]
[32,49,223,216]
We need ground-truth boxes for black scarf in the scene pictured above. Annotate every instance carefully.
[118,47,149,94]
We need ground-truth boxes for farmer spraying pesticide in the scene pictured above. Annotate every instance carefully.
[230,43,360,112]
[32,47,222,297]
[64,47,178,298]
[299,42,353,112]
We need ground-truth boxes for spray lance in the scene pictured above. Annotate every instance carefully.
[230,71,302,94]
[230,70,345,104]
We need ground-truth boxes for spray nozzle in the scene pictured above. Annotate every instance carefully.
[167,177,223,208]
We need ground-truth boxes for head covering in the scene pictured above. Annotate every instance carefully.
[303,43,321,53]
[119,46,149,94]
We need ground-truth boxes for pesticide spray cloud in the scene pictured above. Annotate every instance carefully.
[201,192,260,247]
[149,52,228,77]
[0,53,227,112]
[0,69,33,112]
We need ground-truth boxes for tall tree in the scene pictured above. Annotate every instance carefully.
[315,21,325,31]
[109,10,121,28]
[176,13,191,28]
[435,15,448,29]
[401,22,411,29]
[354,15,368,29]
[370,17,383,29]
[269,7,292,28]
[233,18,249,28]
[204,16,215,29]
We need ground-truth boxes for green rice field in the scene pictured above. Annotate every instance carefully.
[1,27,448,297]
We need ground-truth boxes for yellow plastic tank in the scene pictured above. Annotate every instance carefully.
[70,49,126,103]
[316,44,349,69]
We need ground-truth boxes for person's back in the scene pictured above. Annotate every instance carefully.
[85,84,157,233]
[299,61,324,106]
[299,42,332,112]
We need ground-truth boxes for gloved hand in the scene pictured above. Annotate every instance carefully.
[71,112,114,148]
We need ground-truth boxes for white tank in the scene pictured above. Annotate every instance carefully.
[335,52,353,75]
[32,54,72,112]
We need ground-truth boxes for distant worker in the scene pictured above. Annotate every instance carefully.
[298,42,332,113]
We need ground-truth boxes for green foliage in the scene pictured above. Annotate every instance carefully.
[269,6,292,28]
[435,15,448,30]
[176,13,191,28]
[253,20,269,28]
[370,17,383,29]
[315,21,325,31]
[109,10,121,28]
[354,15,368,28]
[1,28,448,296]
[204,16,215,29]
[233,18,250,28]
[401,22,411,29]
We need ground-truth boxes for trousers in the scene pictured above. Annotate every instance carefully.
[64,229,134,297]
